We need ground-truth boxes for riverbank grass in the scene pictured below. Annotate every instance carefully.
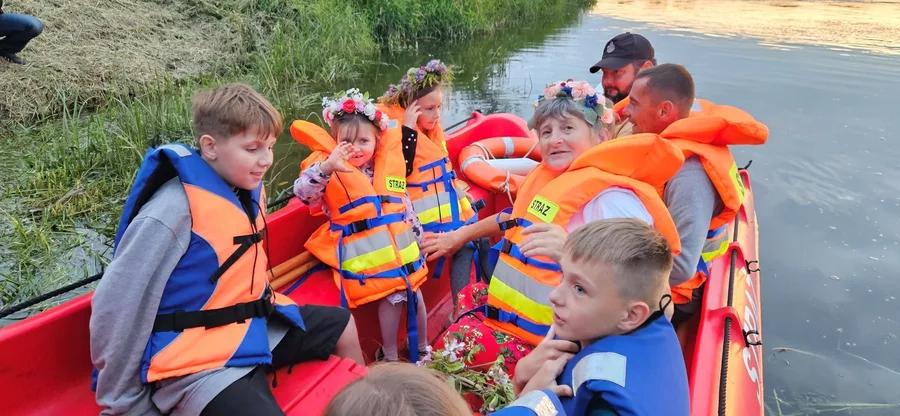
[0,0,595,310]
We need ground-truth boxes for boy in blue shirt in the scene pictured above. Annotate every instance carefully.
[496,218,690,415]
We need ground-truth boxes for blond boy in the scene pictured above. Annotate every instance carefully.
[497,218,689,416]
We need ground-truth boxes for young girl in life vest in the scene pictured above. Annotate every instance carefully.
[293,89,429,363]
[377,60,490,312]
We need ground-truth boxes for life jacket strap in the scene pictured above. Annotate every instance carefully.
[493,237,562,272]
[407,170,458,192]
[337,195,403,216]
[282,263,331,296]
[330,212,407,236]
[416,156,451,173]
[152,297,274,333]
[208,231,264,283]
[339,257,425,282]
[459,305,551,339]
[426,211,482,278]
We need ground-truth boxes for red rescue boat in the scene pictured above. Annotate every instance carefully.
[0,111,763,416]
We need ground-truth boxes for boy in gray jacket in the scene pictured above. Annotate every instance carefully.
[90,84,364,416]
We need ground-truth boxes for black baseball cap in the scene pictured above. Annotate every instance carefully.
[589,32,655,73]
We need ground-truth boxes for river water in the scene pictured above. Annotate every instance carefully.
[3,0,896,412]
[269,0,900,413]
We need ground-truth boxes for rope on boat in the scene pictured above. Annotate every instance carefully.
[0,272,104,319]
[0,194,296,320]
[718,165,749,416]
[497,170,514,206]
[521,138,539,160]
[472,142,496,160]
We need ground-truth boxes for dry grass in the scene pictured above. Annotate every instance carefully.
[0,0,238,123]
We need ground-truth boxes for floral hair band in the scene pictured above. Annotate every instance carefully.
[379,59,454,106]
[534,80,615,126]
[322,88,390,131]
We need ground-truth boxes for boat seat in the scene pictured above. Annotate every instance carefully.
[0,291,367,416]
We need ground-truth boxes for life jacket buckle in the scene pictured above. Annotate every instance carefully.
[472,199,486,212]
[170,310,188,333]
[484,305,501,321]
[347,219,371,234]
[500,239,514,255]
[498,219,519,231]
[400,261,417,276]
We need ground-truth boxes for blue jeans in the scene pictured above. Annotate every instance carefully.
[0,13,43,54]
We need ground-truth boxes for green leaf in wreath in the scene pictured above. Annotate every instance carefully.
[447,361,466,373]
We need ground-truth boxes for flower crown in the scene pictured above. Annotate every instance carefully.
[322,88,390,131]
[379,60,454,106]
[534,80,616,126]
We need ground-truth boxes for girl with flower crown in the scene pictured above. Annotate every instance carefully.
[423,79,685,376]
[292,89,429,363]
[377,60,491,313]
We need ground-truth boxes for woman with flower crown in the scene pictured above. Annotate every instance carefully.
[424,79,686,377]
[292,88,429,363]
[377,60,491,314]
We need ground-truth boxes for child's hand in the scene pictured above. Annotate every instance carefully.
[404,100,422,129]
[519,223,568,263]
[513,325,579,395]
[322,142,356,175]
[519,353,575,398]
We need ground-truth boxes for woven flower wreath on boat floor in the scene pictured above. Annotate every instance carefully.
[418,335,516,414]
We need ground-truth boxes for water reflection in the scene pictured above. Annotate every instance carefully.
[590,0,900,56]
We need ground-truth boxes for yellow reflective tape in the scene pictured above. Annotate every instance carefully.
[416,202,462,224]
[460,194,472,211]
[341,230,393,260]
[729,163,746,203]
[386,176,406,193]
[341,244,395,272]
[488,269,554,324]
[397,236,421,265]
[527,195,559,223]
[701,239,729,263]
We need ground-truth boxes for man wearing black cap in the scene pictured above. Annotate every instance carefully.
[589,32,656,138]
[590,32,657,104]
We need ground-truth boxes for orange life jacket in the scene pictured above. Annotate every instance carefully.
[482,135,685,345]
[113,143,304,384]
[291,121,428,308]
[661,99,769,304]
[613,96,630,117]
[378,104,476,233]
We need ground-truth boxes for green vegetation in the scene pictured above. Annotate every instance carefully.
[0,0,594,312]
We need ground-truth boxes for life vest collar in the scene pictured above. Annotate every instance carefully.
[291,120,336,153]
[567,133,685,193]
[661,99,769,146]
